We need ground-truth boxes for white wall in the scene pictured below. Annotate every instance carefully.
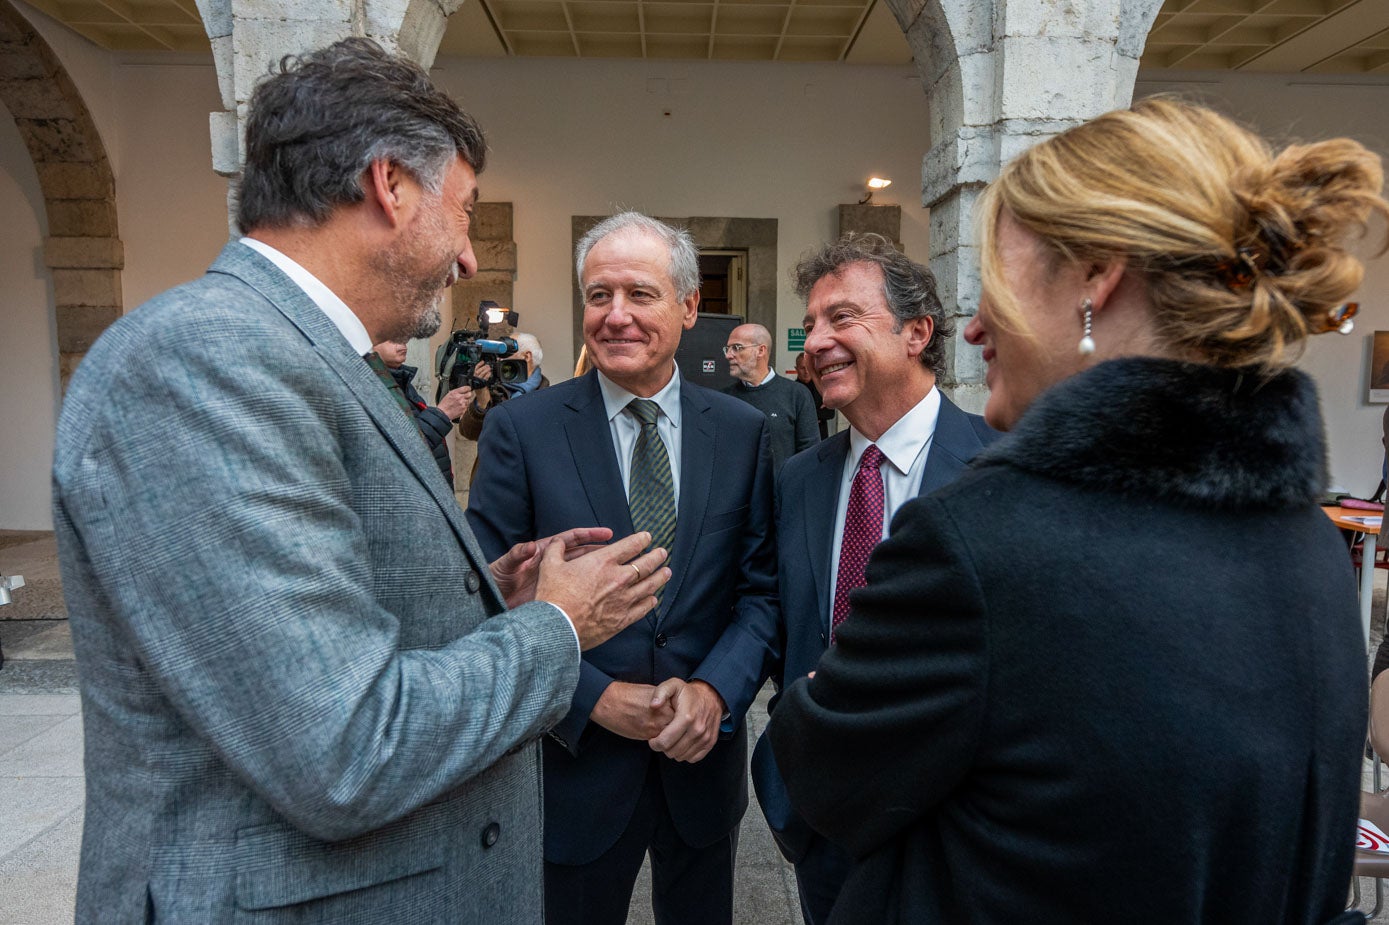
[0,100,57,529]
[428,56,932,374]
[109,57,228,309]
[1135,72,1389,494]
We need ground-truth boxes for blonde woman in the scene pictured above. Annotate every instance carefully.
[769,98,1386,924]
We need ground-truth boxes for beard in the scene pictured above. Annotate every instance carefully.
[408,300,443,340]
[374,197,454,343]
[376,276,444,343]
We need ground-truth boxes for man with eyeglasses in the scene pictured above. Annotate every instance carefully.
[722,323,820,474]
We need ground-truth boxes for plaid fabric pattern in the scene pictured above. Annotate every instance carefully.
[363,351,418,419]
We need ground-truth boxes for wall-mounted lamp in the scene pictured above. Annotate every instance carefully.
[859,176,893,204]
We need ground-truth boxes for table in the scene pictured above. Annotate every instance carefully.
[1324,505,1381,644]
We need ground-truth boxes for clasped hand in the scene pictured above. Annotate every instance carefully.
[592,678,725,764]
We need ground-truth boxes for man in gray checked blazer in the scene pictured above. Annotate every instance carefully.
[51,39,668,924]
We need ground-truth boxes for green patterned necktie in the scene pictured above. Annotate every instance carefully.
[626,399,677,574]
[363,351,417,418]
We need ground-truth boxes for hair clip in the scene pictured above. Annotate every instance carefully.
[1214,246,1262,291]
[1321,301,1358,335]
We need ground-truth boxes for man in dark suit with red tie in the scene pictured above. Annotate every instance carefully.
[467,212,778,925]
[751,234,997,925]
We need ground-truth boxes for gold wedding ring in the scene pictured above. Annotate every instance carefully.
[630,564,643,581]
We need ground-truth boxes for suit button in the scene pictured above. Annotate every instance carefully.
[654,633,668,648]
[481,821,500,848]
[464,570,481,594]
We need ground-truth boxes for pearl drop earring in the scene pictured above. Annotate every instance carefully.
[1078,298,1095,356]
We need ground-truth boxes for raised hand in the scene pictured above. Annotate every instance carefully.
[535,531,669,650]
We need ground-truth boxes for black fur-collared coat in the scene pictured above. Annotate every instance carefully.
[769,357,1367,925]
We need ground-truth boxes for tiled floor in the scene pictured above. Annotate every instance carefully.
[0,692,82,925]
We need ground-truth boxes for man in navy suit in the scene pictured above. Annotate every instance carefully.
[751,233,997,925]
[467,212,778,925]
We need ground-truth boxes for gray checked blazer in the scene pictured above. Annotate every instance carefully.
[52,241,578,923]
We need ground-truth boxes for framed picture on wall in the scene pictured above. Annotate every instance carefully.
[1371,331,1389,403]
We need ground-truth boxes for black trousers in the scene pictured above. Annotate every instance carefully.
[544,759,737,925]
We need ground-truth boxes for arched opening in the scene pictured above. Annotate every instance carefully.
[0,0,123,529]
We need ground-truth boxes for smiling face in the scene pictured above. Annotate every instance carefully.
[964,212,1089,431]
[801,260,934,438]
[378,155,479,341]
[581,228,699,397]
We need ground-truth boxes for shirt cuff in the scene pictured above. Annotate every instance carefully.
[541,601,582,659]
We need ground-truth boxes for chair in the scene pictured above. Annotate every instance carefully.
[1353,673,1389,918]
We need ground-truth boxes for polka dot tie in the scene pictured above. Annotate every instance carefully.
[831,444,885,644]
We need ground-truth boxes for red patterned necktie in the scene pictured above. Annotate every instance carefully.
[831,444,885,644]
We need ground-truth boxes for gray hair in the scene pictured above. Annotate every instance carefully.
[512,332,543,369]
[792,233,953,376]
[575,212,701,301]
[236,38,487,234]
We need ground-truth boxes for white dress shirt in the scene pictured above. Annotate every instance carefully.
[827,387,942,609]
[239,237,373,355]
[596,364,683,506]
[238,237,581,653]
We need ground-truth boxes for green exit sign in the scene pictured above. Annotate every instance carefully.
[786,327,806,351]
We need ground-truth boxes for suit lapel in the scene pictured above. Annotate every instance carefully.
[806,432,849,635]
[562,371,635,541]
[918,393,983,498]
[209,242,500,596]
[660,381,714,624]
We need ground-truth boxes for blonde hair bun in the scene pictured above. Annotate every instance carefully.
[980,96,1389,371]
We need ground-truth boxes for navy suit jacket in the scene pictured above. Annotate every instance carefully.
[467,369,779,865]
[751,392,996,862]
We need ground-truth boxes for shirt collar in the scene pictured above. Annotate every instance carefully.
[597,363,683,428]
[848,386,941,474]
[734,368,777,389]
[240,237,373,356]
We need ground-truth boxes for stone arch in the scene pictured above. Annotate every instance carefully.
[876,0,1163,408]
[0,0,123,389]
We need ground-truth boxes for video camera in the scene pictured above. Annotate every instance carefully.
[435,301,530,401]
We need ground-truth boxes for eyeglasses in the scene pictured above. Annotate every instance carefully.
[722,344,749,355]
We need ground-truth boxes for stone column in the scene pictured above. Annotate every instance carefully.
[885,0,1163,412]
[448,202,517,506]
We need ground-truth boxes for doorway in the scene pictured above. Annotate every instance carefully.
[698,250,747,317]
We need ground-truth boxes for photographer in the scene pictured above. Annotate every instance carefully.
[458,331,548,446]
[373,339,474,488]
